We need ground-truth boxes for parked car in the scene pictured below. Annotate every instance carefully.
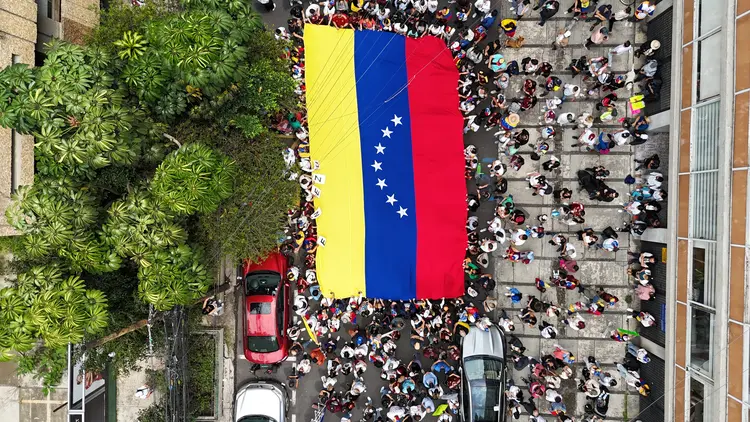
[460,326,508,422]
[242,252,291,364]
[235,380,288,422]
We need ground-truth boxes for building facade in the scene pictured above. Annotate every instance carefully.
[663,0,750,421]
[0,0,98,236]
[0,1,98,421]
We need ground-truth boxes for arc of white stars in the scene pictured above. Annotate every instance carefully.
[397,206,408,218]
[376,179,387,190]
[391,115,403,126]
[386,194,397,206]
[381,127,393,138]
[375,143,386,154]
[371,160,382,171]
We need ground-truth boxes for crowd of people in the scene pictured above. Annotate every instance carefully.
[266,0,666,421]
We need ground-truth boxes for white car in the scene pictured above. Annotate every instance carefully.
[460,326,508,422]
[235,381,288,422]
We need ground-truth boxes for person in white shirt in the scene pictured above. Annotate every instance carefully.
[473,0,491,17]
[557,112,576,125]
[322,0,336,17]
[511,228,528,246]
[426,0,438,13]
[386,406,406,422]
[608,129,631,145]
[545,388,562,403]
[562,83,581,101]
[413,0,427,13]
[645,172,664,189]
[611,40,632,55]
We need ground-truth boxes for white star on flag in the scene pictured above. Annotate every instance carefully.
[371,160,382,171]
[391,115,403,126]
[376,179,387,190]
[386,194,397,206]
[381,127,393,138]
[397,206,408,218]
[375,143,386,154]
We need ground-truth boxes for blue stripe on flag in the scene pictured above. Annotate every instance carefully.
[354,30,417,300]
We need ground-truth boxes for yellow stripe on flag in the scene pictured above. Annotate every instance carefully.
[304,25,366,298]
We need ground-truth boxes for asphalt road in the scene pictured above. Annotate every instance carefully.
[234,3,501,422]
[233,1,644,421]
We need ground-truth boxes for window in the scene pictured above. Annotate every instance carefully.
[248,302,271,315]
[468,381,501,422]
[691,101,720,171]
[696,33,722,102]
[690,307,714,375]
[246,336,279,353]
[245,271,280,296]
[689,101,721,241]
[697,0,724,36]
[689,375,714,422]
[690,376,706,421]
[690,242,716,307]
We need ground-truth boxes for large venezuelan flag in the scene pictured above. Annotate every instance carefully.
[304,25,467,300]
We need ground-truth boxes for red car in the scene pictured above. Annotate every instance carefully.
[242,252,291,364]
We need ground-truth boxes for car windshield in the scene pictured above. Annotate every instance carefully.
[464,356,505,382]
[247,335,279,353]
[238,416,276,422]
[246,271,280,296]
[249,302,272,315]
[469,380,501,422]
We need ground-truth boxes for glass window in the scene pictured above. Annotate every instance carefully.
[248,302,271,315]
[463,357,505,382]
[691,101,720,171]
[246,335,279,353]
[696,33,722,101]
[691,243,716,307]
[698,0,724,36]
[690,307,714,375]
[689,376,706,422]
[689,172,718,240]
[245,271,280,296]
[468,381,501,422]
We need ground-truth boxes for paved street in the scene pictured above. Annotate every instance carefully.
[235,2,658,422]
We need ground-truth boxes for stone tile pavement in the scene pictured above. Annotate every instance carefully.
[466,3,656,421]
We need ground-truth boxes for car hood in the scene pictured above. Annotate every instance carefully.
[235,383,285,422]
[462,326,505,360]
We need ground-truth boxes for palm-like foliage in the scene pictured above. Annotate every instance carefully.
[0,40,152,178]
[5,180,113,273]
[137,245,212,310]
[150,143,235,215]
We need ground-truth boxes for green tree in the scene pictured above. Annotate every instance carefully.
[5,177,121,273]
[137,245,212,311]
[0,265,109,392]
[0,41,156,179]
[150,143,236,215]
[176,125,298,262]
[0,0,297,393]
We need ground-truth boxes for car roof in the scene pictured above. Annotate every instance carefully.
[246,296,278,336]
[235,381,286,422]
[463,326,505,360]
[243,252,287,276]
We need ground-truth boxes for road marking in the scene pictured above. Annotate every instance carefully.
[287,356,297,362]
[292,389,297,405]
[239,354,246,360]
[292,414,297,422]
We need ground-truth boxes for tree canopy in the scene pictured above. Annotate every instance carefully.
[0,0,297,392]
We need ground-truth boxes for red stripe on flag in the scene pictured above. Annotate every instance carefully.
[405,36,467,299]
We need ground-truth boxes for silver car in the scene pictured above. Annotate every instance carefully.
[235,381,289,422]
[460,326,508,422]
